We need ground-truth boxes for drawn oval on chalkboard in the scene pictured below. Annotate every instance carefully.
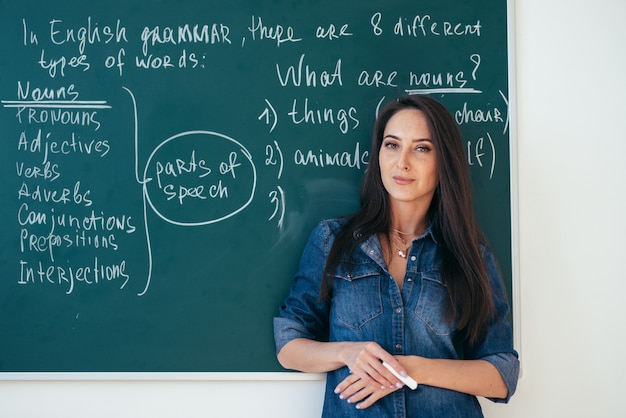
[143,130,256,226]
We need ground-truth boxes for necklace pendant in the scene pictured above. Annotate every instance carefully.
[398,250,407,258]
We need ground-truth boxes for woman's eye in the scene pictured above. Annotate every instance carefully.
[384,141,398,149]
[416,145,430,152]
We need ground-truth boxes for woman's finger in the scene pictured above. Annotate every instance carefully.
[346,385,375,404]
[334,373,362,398]
[354,385,400,410]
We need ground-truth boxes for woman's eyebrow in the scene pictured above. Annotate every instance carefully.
[383,134,432,142]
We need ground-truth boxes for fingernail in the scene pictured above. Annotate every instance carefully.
[401,370,408,377]
[396,382,403,389]
[338,394,344,400]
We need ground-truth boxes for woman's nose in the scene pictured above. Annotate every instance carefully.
[397,149,410,170]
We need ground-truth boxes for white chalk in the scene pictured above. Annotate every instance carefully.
[382,361,418,390]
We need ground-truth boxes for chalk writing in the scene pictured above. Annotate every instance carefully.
[47,17,128,53]
[315,23,352,40]
[276,54,343,87]
[140,23,231,55]
[19,258,130,295]
[370,12,482,38]
[294,142,369,169]
[247,15,302,47]
[288,98,359,133]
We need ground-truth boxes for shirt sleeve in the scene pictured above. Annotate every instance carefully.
[273,221,332,355]
[464,246,520,403]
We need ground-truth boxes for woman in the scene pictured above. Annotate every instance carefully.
[273,95,519,417]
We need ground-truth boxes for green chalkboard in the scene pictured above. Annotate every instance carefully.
[0,0,512,373]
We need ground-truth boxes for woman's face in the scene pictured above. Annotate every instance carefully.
[378,108,439,210]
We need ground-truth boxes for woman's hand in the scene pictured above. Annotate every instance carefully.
[339,341,407,390]
[334,372,401,410]
[276,339,410,392]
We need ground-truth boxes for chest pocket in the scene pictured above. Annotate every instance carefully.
[332,265,383,330]
[415,271,456,336]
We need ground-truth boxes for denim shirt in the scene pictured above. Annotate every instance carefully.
[274,219,520,418]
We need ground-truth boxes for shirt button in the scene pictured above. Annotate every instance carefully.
[410,256,417,261]
[395,344,403,351]
[369,250,375,255]
[395,307,402,314]
[407,277,412,282]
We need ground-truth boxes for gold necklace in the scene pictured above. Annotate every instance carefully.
[390,227,424,258]
[390,229,411,258]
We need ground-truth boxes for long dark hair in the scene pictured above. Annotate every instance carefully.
[321,95,495,346]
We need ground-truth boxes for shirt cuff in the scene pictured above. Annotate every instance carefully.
[273,316,316,355]
[482,352,520,403]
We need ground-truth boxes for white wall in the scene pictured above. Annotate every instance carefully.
[490,0,626,416]
[2,1,626,416]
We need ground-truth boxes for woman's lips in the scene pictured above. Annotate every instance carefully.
[392,176,414,185]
